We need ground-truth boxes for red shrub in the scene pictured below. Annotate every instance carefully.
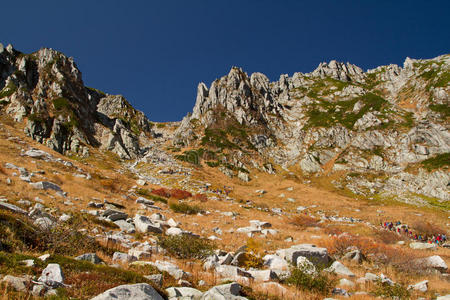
[169,189,192,200]
[151,188,171,198]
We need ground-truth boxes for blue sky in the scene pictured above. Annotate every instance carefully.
[1,1,449,122]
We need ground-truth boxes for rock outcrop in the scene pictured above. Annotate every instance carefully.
[174,54,450,202]
[0,44,154,159]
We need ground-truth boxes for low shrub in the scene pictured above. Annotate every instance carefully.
[372,280,410,299]
[151,188,171,198]
[136,188,168,204]
[158,235,215,259]
[169,189,192,200]
[169,202,201,215]
[284,267,335,294]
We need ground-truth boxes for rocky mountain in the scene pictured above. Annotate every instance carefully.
[0,43,154,159]
[174,55,449,203]
[0,44,449,300]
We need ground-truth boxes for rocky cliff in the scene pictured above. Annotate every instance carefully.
[0,44,154,159]
[175,55,449,202]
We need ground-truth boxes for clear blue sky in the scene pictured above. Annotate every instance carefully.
[1,1,449,122]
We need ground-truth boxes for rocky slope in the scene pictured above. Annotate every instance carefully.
[0,43,154,159]
[0,44,449,300]
[174,55,449,203]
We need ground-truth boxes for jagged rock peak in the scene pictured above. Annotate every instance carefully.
[310,60,365,82]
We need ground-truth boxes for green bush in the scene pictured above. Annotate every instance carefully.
[158,235,215,259]
[421,152,450,170]
[169,202,201,215]
[0,82,17,99]
[284,267,335,294]
[53,97,70,111]
[372,281,410,299]
[429,104,450,118]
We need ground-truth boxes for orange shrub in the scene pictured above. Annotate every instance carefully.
[169,188,192,200]
[151,188,171,198]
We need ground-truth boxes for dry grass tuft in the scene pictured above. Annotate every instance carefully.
[412,220,447,237]
[290,215,321,229]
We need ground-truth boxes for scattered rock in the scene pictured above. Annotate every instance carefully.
[38,263,64,288]
[166,287,203,299]
[91,283,164,300]
[326,261,355,277]
[408,280,428,292]
[75,253,103,264]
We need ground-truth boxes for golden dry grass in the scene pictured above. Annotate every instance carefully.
[0,111,449,299]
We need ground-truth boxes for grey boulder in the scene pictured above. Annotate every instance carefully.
[90,283,164,300]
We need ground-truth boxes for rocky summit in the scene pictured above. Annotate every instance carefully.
[0,43,449,300]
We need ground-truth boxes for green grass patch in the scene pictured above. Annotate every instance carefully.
[158,235,215,259]
[421,152,450,171]
[169,202,201,215]
[284,267,335,294]
[372,280,410,299]
[305,92,389,129]
[0,82,17,99]
[429,104,450,119]
[136,189,168,204]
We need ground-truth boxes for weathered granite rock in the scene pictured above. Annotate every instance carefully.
[90,283,164,300]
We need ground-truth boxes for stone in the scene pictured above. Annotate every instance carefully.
[136,179,147,186]
[249,220,271,229]
[276,244,329,266]
[166,287,203,299]
[136,197,154,206]
[149,260,189,280]
[2,275,29,292]
[408,280,428,292]
[364,272,379,281]
[20,259,35,267]
[237,171,250,182]
[326,261,355,277]
[112,252,137,263]
[263,255,289,270]
[247,269,278,282]
[415,255,448,272]
[59,214,71,222]
[0,202,27,214]
[219,253,234,265]
[296,256,317,275]
[167,218,180,227]
[90,283,164,300]
[409,242,438,250]
[338,278,355,288]
[103,209,128,221]
[343,249,365,263]
[30,181,63,192]
[166,227,183,236]
[144,274,163,286]
[201,282,245,300]
[75,253,103,264]
[114,219,136,233]
[34,217,55,229]
[134,215,162,233]
[39,254,51,261]
[38,263,64,287]
[215,265,253,279]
